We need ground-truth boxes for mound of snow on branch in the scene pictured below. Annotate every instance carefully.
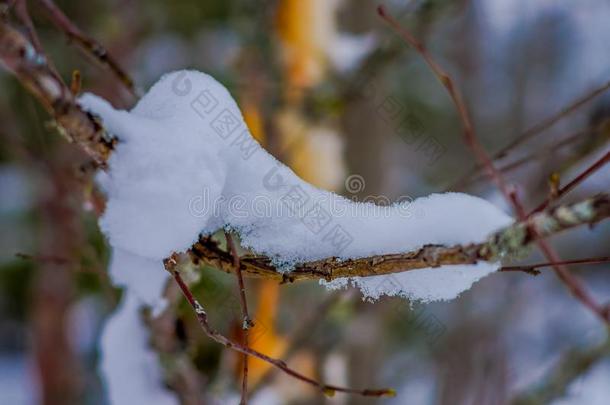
[80,69,513,302]
[79,70,513,403]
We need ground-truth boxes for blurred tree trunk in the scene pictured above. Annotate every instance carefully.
[31,149,84,405]
[342,0,388,197]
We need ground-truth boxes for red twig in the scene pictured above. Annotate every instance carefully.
[225,232,251,405]
[492,80,610,160]
[164,257,395,399]
[377,5,514,204]
[501,256,610,274]
[509,180,608,322]
[378,5,609,323]
[466,126,592,187]
[452,78,610,188]
[528,150,610,217]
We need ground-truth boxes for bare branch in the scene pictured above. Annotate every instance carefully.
[377,5,515,205]
[452,78,610,189]
[191,195,610,282]
[500,256,610,275]
[0,20,115,164]
[465,126,595,187]
[163,254,396,399]
[528,151,610,216]
[225,232,251,405]
[377,6,609,324]
[36,0,136,94]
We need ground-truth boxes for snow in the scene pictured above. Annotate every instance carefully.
[79,69,513,403]
[100,293,176,405]
[79,70,513,302]
[106,249,170,313]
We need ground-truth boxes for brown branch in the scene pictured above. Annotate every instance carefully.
[250,290,356,395]
[190,195,610,282]
[36,0,136,94]
[508,166,608,322]
[225,232,251,405]
[163,255,395,399]
[452,78,610,189]
[377,5,515,206]
[500,256,610,275]
[0,19,115,164]
[466,126,594,187]
[377,5,609,323]
[528,150,610,216]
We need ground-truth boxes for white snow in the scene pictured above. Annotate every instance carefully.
[106,249,170,314]
[100,293,176,405]
[79,69,513,302]
[80,69,513,403]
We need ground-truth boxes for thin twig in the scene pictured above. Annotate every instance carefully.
[500,256,610,275]
[250,290,355,395]
[528,150,610,217]
[163,255,395,399]
[452,78,610,189]
[0,20,115,163]
[36,0,136,94]
[377,5,514,204]
[510,192,608,323]
[465,126,593,187]
[225,232,251,405]
[378,6,609,323]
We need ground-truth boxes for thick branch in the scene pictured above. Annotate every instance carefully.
[191,195,610,282]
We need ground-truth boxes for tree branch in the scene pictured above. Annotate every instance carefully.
[225,232,251,405]
[36,0,136,94]
[528,151,610,216]
[190,195,610,282]
[0,19,115,164]
[163,254,395,399]
[451,78,610,190]
[500,256,610,275]
[377,5,609,323]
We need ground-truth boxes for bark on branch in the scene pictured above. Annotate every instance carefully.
[190,194,610,282]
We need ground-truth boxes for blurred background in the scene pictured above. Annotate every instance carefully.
[1,0,609,404]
